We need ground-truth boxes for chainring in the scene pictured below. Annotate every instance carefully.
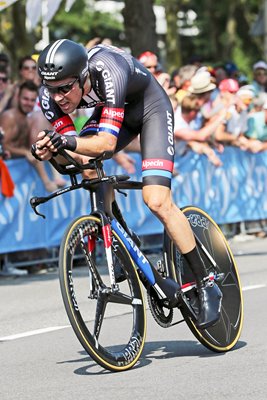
[147,288,173,328]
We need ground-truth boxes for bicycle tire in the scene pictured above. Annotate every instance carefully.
[58,215,146,371]
[166,206,243,352]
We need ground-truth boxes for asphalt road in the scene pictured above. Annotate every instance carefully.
[1,234,267,400]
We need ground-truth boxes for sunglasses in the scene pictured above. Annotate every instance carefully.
[22,65,37,70]
[44,78,78,95]
[255,71,267,77]
[0,77,8,83]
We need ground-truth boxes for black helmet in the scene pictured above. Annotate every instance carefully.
[38,39,88,87]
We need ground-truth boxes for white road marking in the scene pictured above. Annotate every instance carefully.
[0,284,266,342]
[242,284,266,291]
[0,325,70,341]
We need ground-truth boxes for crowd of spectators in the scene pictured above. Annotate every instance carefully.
[1,41,267,276]
[137,50,267,167]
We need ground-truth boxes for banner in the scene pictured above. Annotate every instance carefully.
[0,0,18,12]
[1,147,267,254]
[26,0,63,30]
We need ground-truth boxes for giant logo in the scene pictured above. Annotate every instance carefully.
[95,61,115,104]
[166,110,174,156]
[42,89,54,120]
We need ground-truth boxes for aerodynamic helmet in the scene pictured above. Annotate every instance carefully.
[38,39,88,87]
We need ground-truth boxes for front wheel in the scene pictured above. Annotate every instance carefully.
[59,215,146,371]
[165,206,244,352]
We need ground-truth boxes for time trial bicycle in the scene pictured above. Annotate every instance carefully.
[30,150,243,372]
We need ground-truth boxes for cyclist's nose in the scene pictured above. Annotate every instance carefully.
[50,92,65,101]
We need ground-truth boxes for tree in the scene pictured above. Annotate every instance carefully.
[163,0,182,71]
[122,0,158,57]
[0,1,35,76]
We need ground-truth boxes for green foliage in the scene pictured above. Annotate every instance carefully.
[50,0,124,45]
[0,0,264,75]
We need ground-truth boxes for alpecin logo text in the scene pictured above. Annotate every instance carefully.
[142,159,164,169]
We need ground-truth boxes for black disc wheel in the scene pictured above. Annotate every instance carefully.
[166,206,243,352]
[59,215,146,371]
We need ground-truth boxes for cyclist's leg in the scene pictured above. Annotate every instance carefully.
[140,83,222,329]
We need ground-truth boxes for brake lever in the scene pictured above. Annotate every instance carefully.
[116,189,127,197]
[30,197,46,219]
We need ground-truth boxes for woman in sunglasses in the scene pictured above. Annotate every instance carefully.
[33,39,222,330]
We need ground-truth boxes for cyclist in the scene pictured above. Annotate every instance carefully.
[32,39,222,329]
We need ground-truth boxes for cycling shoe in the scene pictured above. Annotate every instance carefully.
[196,278,222,330]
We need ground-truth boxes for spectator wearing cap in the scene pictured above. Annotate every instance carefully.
[224,61,239,80]
[137,51,176,96]
[209,78,240,119]
[251,60,267,95]
[244,93,267,151]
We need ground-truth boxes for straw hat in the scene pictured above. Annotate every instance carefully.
[188,71,216,94]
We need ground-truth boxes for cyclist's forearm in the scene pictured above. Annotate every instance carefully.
[75,132,117,157]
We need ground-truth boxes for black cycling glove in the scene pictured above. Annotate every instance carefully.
[44,130,77,152]
[31,143,43,161]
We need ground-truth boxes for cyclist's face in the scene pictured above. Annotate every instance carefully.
[44,77,83,114]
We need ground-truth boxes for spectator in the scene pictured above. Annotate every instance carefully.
[17,55,40,86]
[214,64,228,85]
[174,94,225,166]
[0,66,15,114]
[251,60,267,95]
[213,85,255,148]
[175,64,198,104]
[0,81,58,192]
[224,61,239,80]
[170,68,181,92]
[244,94,267,152]
[186,70,217,129]
[12,55,40,108]
[0,52,11,76]
[137,51,175,95]
[207,78,240,119]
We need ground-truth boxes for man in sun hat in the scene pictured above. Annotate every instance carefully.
[186,71,217,129]
[188,71,216,95]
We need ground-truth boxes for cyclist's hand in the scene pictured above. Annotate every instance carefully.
[40,130,77,152]
[32,131,55,161]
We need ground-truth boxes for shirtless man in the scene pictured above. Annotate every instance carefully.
[0,80,57,192]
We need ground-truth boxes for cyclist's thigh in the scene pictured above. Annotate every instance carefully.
[140,82,175,188]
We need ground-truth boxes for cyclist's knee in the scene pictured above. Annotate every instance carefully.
[143,186,172,216]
